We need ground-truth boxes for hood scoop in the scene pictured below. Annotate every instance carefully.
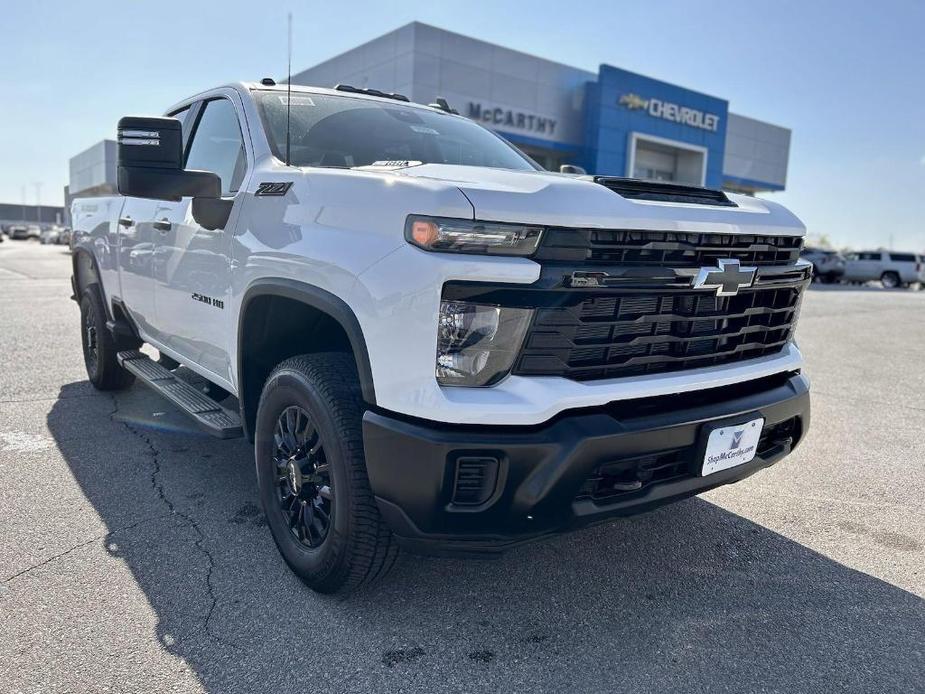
[593,176,737,208]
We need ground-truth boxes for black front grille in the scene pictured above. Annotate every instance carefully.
[536,229,804,267]
[514,286,802,381]
[575,449,690,504]
[575,416,800,505]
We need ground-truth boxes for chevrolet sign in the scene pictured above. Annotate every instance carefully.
[618,93,721,132]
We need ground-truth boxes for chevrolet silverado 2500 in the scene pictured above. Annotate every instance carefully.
[71,82,811,594]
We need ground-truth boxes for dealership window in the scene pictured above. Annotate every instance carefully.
[629,134,706,187]
[515,144,571,172]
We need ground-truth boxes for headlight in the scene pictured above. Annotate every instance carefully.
[436,301,533,386]
[406,216,543,256]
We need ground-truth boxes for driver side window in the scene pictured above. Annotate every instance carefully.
[185,99,247,196]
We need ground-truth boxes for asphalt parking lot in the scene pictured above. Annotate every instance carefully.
[1,241,923,693]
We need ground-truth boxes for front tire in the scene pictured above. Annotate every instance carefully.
[255,353,398,594]
[79,287,138,391]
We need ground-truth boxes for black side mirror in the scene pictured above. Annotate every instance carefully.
[117,116,220,202]
[191,197,234,231]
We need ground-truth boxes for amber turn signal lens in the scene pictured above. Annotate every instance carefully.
[404,216,543,256]
[411,220,439,246]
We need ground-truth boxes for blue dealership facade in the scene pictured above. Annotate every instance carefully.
[584,65,730,188]
[292,23,791,195]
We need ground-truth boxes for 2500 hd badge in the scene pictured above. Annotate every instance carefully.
[191,293,224,309]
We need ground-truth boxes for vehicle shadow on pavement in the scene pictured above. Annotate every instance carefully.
[47,381,925,694]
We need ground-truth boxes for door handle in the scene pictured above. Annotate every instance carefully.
[118,216,134,228]
[153,219,172,232]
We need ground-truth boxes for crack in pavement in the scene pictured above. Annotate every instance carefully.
[110,394,241,650]
[2,514,169,584]
[0,393,100,405]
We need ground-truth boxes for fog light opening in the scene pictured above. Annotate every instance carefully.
[450,456,500,507]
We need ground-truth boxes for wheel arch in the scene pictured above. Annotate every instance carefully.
[237,278,377,440]
[72,247,101,295]
[71,247,118,321]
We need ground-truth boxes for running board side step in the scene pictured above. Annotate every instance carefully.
[117,350,243,439]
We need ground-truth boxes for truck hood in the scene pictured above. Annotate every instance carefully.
[391,163,805,236]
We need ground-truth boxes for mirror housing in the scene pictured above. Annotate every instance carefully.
[117,116,221,202]
[559,164,587,175]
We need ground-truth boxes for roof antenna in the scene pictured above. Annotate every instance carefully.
[285,11,292,166]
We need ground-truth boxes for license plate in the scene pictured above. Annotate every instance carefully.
[701,417,765,476]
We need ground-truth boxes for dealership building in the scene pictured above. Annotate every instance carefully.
[67,22,790,203]
[291,23,791,194]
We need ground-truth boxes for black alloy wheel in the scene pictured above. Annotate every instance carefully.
[255,353,398,594]
[83,307,100,378]
[79,286,138,390]
[272,405,333,549]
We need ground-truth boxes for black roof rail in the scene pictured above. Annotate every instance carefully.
[333,84,410,102]
[428,96,458,114]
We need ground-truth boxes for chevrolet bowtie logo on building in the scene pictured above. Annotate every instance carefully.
[618,93,649,110]
[691,259,758,297]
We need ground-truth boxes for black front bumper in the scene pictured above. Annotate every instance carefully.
[363,372,809,556]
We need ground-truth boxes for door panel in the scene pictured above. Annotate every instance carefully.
[117,197,162,339]
[843,254,879,281]
[152,95,247,384]
[152,199,234,379]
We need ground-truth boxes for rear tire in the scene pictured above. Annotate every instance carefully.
[79,286,139,391]
[881,271,900,289]
[255,353,398,594]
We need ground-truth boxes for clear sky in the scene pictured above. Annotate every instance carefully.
[1,0,922,250]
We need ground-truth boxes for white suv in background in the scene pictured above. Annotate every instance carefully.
[842,250,924,289]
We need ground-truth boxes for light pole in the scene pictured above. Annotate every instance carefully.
[33,182,42,225]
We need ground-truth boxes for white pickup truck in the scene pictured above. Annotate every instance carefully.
[71,81,811,593]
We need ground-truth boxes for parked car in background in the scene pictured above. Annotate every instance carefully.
[800,247,845,283]
[8,225,30,239]
[842,250,925,288]
[40,227,62,244]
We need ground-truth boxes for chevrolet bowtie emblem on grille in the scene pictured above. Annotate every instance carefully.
[692,259,757,297]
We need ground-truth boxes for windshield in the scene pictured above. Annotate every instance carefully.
[253,90,538,172]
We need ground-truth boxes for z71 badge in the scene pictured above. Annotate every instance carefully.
[255,181,293,196]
